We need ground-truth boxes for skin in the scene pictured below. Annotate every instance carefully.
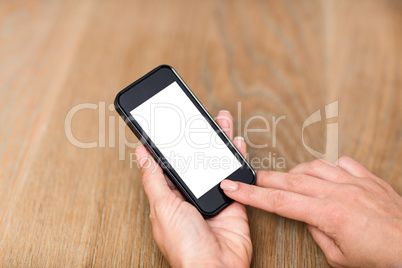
[135,111,252,267]
[222,158,402,267]
[135,110,402,267]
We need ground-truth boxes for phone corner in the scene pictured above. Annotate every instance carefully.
[114,89,125,112]
[157,64,176,72]
[250,168,257,186]
[199,200,232,218]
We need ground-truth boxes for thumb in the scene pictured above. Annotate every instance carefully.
[307,225,344,266]
[135,146,170,203]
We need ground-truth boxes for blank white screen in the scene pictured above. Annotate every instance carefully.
[130,82,241,198]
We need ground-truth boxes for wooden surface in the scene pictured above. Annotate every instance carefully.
[1,0,401,267]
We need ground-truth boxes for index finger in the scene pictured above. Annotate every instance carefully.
[220,180,324,226]
[216,110,233,140]
[215,110,247,157]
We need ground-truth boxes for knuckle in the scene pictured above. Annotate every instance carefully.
[338,155,352,164]
[378,179,394,191]
[246,184,259,204]
[285,173,304,189]
[309,159,327,171]
[268,189,288,212]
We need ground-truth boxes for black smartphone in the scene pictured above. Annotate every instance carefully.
[114,65,256,217]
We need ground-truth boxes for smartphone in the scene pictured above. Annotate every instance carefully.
[114,65,256,217]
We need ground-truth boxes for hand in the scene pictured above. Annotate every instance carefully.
[135,110,252,268]
[221,157,402,267]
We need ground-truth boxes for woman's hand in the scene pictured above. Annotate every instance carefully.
[135,111,252,268]
[221,157,402,267]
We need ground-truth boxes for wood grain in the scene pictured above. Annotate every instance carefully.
[0,0,401,267]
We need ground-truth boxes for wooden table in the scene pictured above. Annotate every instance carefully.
[1,0,401,267]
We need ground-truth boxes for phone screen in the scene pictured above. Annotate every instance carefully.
[130,81,241,198]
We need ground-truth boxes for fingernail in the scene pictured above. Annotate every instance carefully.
[233,137,244,147]
[219,110,231,114]
[220,180,238,192]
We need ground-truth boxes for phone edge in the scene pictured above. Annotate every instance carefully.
[114,64,256,217]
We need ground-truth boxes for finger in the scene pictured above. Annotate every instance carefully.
[336,156,391,190]
[220,180,323,226]
[162,174,186,201]
[255,170,338,198]
[216,110,233,140]
[337,156,375,179]
[163,173,177,190]
[233,136,247,157]
[136,145,163,172]
[171,188,185,200]
[307,225,344,266]
[289,159,352,184]
[135,145,171,203]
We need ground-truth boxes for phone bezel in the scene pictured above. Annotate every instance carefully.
[115,65,256,217]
